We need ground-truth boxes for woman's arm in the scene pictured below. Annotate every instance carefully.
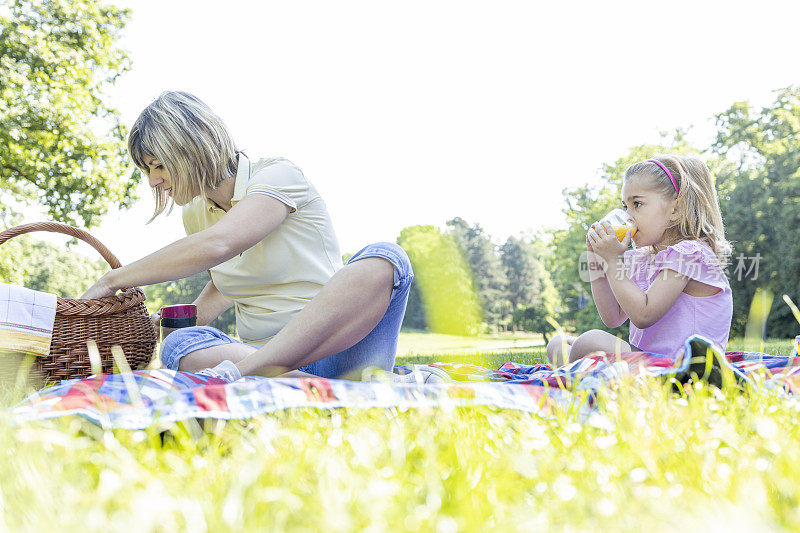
[81,194,291,298]
[194,277,233,326]
[154,277,232,338]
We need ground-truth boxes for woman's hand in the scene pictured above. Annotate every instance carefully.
[80,273,118,299]
[587,221,632,266]
[150,310,161,332]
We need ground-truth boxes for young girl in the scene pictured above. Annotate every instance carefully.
[546,155,733,366]
[81,91,419,383]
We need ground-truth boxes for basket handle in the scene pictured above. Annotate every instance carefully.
[0,222,123,269]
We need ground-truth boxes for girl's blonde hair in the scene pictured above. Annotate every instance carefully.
[624,154,732,264]
[128,91,239,221]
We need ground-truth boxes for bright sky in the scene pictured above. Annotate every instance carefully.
[45,0,800,264]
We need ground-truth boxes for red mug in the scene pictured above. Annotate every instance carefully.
[160,304,197,329]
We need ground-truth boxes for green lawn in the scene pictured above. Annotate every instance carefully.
[397,331,546,367]
[1,338,799,531]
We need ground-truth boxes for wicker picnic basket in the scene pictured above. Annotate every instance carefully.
[0,222,158,382]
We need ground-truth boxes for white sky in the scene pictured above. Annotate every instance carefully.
[34,0,800,264]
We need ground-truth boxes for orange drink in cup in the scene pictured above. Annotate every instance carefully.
[595,209,637,242]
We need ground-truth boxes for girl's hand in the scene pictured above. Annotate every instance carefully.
[587,221,632,265]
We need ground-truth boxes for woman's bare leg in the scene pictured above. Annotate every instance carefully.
[233,257,395,377]
[178,344,317,378]
[178,343,255,372]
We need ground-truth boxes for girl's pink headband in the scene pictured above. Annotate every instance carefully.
[647,159,679,193]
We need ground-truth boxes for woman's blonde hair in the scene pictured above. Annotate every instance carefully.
[624,154,732,264]
[128,91,239,221]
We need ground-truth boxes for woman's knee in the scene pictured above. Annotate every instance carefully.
[160,326,237,371]
[348,257,394,293]
[160,327,199,369]
[348,242,414,288]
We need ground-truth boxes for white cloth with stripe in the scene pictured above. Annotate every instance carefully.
[0,283,57,357]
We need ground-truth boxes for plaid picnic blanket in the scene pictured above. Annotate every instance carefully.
[10,335,800,429]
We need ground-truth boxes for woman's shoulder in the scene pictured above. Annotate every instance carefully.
[249,156,301,173]
[248,157,309,186]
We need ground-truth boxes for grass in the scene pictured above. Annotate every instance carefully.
[397,331,543,356]
[1,337,799,531]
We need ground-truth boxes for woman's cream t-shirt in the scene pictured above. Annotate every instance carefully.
[182,154,343,345]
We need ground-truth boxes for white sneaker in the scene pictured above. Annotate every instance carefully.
[196,360,242,383]
[393,365,452,384]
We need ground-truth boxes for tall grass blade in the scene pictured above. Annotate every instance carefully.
[86,340,102,376]
[782,294,800,327]
[745,288,773,352]
[111,345,143,407]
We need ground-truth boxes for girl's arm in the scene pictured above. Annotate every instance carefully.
[589,222,688,330]
[81,194,291,299]
[586,236,627,327]
[605,262,688,329]
[590,270,628,328]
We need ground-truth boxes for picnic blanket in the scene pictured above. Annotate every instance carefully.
[10,335,800,429]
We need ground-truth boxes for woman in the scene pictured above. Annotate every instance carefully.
[82,91,415,383]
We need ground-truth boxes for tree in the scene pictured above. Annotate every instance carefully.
[0,233,107,297]
[502,233,560,342]
[446,217,510,330]
[0,0,136,227]
[398,225,483,336]
[500,234,542,311]
[713,87,800,338]
[400,280,427,331]
[23,240,107,297]
[0,213,31,285]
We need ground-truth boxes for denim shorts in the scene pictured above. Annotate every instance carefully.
[160,241,413,378]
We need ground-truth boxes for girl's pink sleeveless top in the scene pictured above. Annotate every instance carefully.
[623,240,733,357]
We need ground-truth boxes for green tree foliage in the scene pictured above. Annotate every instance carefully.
[548,133,697,337]
[23,240,107,297]
[398,225,483,336]
[500,235,540,311]
[0,234,106,297]
[0,213,30,285]
[400,280,427,331]
[446,217,510,330]
[144,272,237,336]
[502,233,560,342]
[713,87,800,338]
[0,0,135,227]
